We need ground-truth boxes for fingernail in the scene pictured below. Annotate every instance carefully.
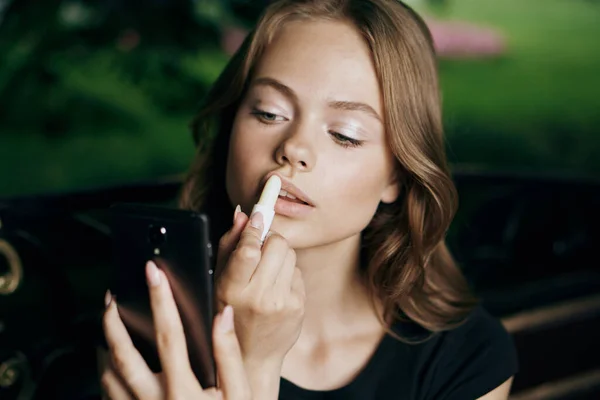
[233,204,241,223]
[219,305,234,333]
[104,290,112,308]
[146,261,161,287]
[250,211,263,229]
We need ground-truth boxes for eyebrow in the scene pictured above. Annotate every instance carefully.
[328,100,382,123]
[252,77,298,103]
[251,77,382,122]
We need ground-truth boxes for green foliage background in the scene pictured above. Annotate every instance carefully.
[1,0,599,197]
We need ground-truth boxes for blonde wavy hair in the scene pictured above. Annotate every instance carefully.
[180,0,478,335]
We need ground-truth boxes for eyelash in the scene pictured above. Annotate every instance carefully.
[251,109,282,123]
[329,131,363,148]
[250,108,364,149]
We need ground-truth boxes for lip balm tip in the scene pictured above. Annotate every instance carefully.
[252,175,282,242]
[258,175,282,209]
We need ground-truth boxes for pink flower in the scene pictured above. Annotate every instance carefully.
[426,18,507,59]
[218,18,507,60]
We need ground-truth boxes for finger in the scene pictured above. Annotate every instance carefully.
[203,388,223,400]
[237,211,265,249]
[227,212,265,283]
[213,306,251,400]
[146,261,196,385]
[216,207,249,275]
[275,248,297,296]
[97,347,126,400]
[102,293,162,399]
[97,346,109,380]
[100,365,134,400]
[251,232,289,287]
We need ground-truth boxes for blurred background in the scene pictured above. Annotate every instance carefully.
[1,0,599,197]
[1,0,599,399]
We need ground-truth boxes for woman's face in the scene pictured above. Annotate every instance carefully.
[226,20,399,249]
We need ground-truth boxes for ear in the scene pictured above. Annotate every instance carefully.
[380,175,401,204]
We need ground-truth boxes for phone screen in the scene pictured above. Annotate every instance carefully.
[110,203,215,388]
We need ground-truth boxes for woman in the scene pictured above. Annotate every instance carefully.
[101,0,518,399]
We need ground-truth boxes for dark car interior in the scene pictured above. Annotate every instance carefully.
[1,169,599,399]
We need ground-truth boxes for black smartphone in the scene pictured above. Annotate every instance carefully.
[109,203,216,388]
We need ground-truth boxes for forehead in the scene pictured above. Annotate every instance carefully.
[251,20,382,113]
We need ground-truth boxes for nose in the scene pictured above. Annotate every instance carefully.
[275,122,316,172]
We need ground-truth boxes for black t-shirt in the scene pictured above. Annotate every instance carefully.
[279,306,518,400]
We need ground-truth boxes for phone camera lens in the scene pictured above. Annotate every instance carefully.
[148,225,167,246]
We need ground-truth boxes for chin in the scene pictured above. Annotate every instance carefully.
[268,219,311,249]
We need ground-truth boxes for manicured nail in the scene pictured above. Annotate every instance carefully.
[219,305,234,333]
[146,261,161,287]
[104,290,112,308]
[233,204,241,224]
[250,211,263,229]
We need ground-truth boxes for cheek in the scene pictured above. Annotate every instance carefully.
[319,157,390,230]
[329,152,389,200]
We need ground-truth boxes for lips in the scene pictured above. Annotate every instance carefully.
[258,173,316,218]
[274,195,314,218]
[278,189,309,205]
[263,172,315,207]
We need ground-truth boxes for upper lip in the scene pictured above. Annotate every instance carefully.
[263,172,315,207]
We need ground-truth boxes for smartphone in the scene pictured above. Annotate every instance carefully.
[109,203,216,388]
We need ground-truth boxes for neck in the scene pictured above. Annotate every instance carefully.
[294,234,383,342]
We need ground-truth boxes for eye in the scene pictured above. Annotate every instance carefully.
[250,108,286,124]
[329,131,364,148]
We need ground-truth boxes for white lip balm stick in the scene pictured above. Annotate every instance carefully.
[251,175,282,242]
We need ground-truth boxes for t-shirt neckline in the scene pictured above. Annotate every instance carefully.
[279,328,397,397]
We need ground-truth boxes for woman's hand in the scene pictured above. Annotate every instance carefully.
[99,261,251,400]
[216,208,306,396]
